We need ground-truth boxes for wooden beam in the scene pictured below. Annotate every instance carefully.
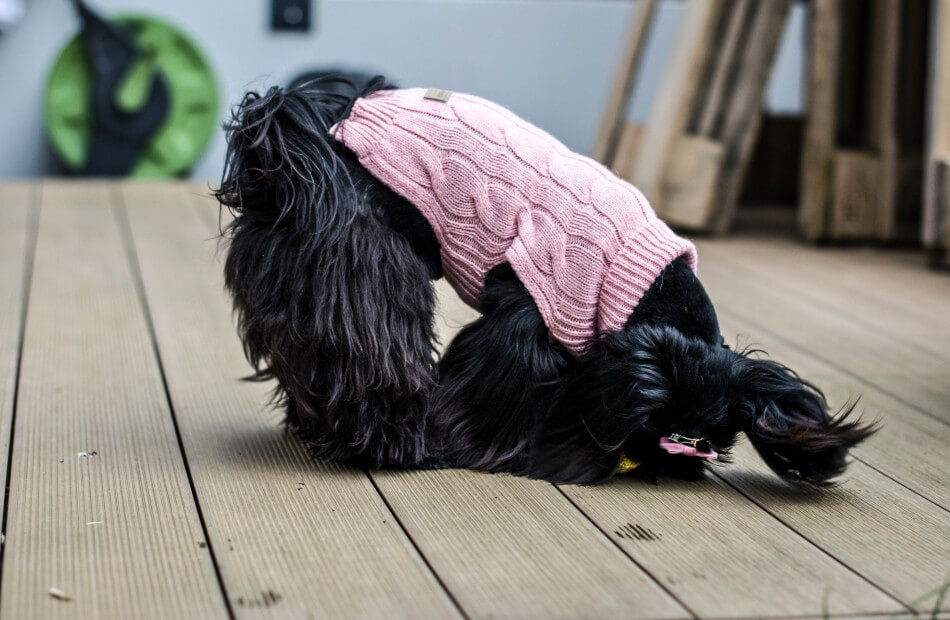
[709,0,792,233]
[799,0,840,240]
[658,134,724,229]
[633,0,724,209]
[924,0,950,263]
[694,0,755,138]
[864,0,901,240]
[610,122,643,179]
[591,0,658,165]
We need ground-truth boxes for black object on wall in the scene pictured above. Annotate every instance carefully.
[272,0,312,32]
[71,0,169,176]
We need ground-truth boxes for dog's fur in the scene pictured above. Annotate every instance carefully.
[215,75,875,486]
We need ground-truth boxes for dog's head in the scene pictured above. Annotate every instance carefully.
[536,257,874,486]
[604,257,876,485]
[615,324,876,485]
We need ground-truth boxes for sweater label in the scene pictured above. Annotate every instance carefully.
[423,88,453,102]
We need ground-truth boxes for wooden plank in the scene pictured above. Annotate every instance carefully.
[927,0,950,163]
[799,0,840,240]
[891,0,931,244]
[610,122,643,179]
[696,239,950,424]
[120,182,459,618]
[371,468,686,619]
[930,160,950,267]
[694,0,755,137]
[633,0,724,211]
[591,0,658,165]
[561,475,898,617]
[710,217,950,313]
[830,150,883,238]
[718,442,950,614]
[130,194,685,618]
[0,182,226,619]
[924,0,950,263]
[864,0,901,241]
[799,0,925,243]
[0,183,37,554]
[633,0,789,232]
[659,134,724,228]
[190,182,948,615]
[709,0,791,232]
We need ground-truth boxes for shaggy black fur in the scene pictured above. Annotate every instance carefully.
[216,75,876,485]
[216,76,440,467]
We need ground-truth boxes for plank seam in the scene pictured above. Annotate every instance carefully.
[112,186,236,620]
[848,458,948,514]
[0,184,41,606]
[552,484,698,619]
[709,471,913,615]
[365,472,470,620]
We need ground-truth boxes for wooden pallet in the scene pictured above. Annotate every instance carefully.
[799,0,930,242]
[595,0,790,233]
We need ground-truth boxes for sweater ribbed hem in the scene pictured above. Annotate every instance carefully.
[331,100,390,155]
[597,219,697,336]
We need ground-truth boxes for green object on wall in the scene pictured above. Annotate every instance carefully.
[45,15,218,177]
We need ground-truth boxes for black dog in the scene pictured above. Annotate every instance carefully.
[215,75,874,485]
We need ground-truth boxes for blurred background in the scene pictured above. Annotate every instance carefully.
[0,0,946,262]
[0,0,804,180]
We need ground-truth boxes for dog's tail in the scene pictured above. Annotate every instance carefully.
[214,74,389,233]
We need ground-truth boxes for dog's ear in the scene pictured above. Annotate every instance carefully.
[731,354,877,486]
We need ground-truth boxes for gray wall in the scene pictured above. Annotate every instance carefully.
[0,0,805,181]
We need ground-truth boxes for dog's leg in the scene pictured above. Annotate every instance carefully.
[429,264,572,473]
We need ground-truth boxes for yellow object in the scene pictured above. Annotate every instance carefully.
[617,455,640,473]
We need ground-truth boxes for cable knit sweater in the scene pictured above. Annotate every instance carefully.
[331,88,697,355]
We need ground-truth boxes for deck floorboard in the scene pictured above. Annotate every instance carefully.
[121,183,459,618]
[0,182,226,619]
[0,184,36,561]
[697,239,950,425]
[0,181,946,618]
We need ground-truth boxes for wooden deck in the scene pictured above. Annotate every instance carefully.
[0,180,947,619]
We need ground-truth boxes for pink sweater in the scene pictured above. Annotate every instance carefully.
[332,88,697,355]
